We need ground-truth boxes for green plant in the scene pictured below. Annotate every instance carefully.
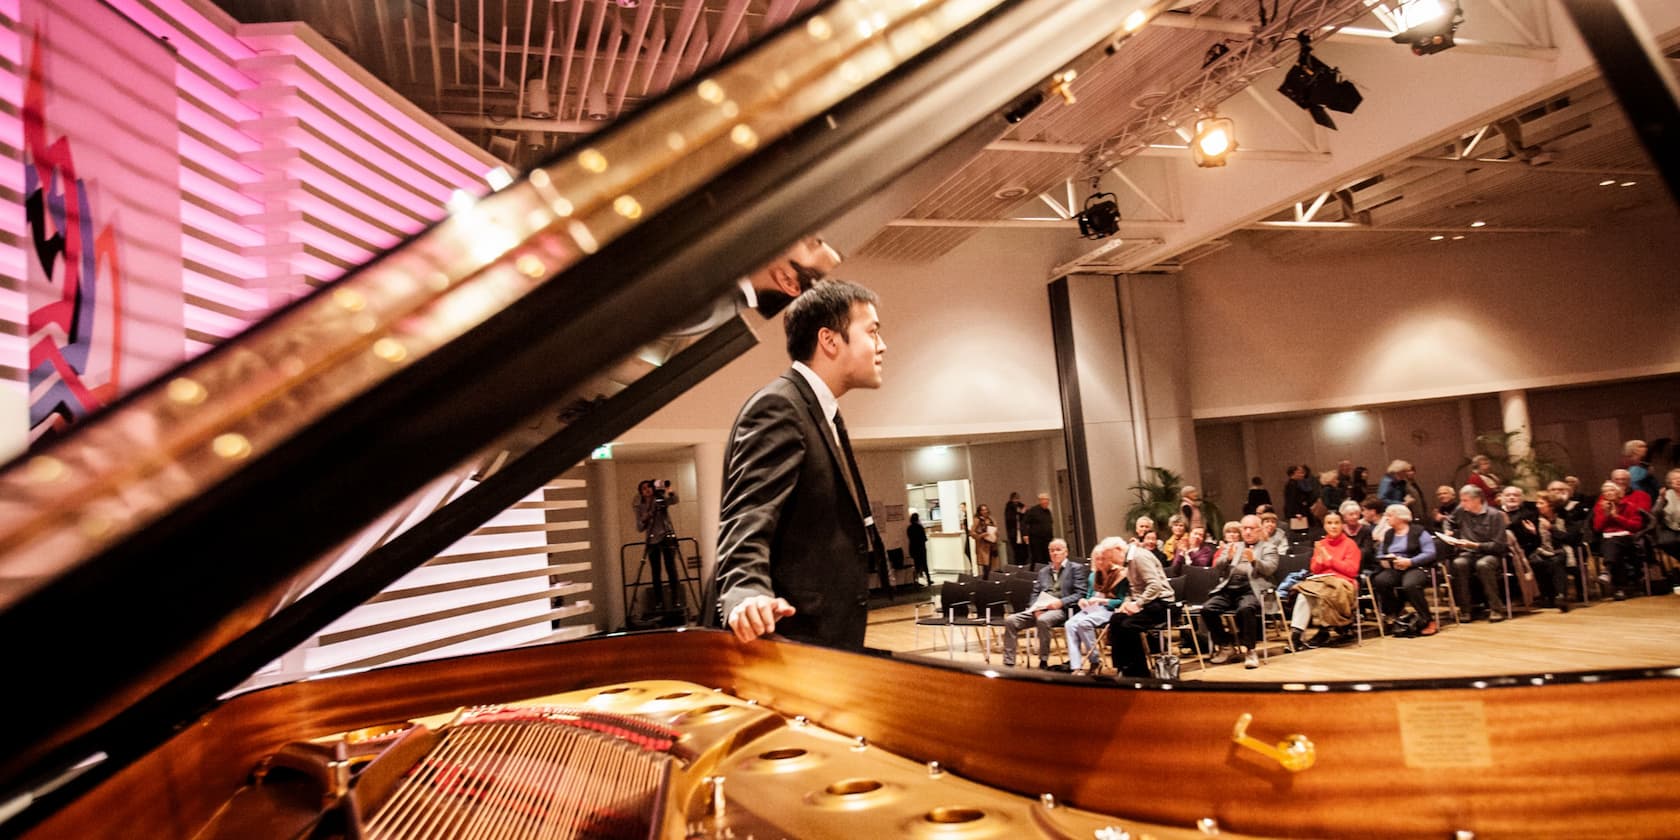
[1457,430,1571,492]
[1125,466,1224,535]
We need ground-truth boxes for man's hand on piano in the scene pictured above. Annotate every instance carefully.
[727,595,797,642]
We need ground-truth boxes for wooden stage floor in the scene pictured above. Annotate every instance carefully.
[864,585,1680,683]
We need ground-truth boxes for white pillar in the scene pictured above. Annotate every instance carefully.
[693,441,725,612]
[588,458,625,632]
[1500,390,1533,490]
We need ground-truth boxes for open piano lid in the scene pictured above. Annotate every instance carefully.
[0,0,1177,827]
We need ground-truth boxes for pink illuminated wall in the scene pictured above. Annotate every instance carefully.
[0,0,501,454]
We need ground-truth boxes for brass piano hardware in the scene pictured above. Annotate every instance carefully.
[1040,792,1057,809]
[926,760,944,778]
[1197,816,1221,835]
[1231,712,1316,772]
[706,775,726,818]
[924,807,985,824]
[825,779,884,796]
[1051,69,1079,104]
[851,735,869,752]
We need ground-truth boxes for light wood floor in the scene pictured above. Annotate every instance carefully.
[864,585,1680,682]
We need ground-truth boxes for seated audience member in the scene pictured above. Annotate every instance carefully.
[1442,485,1511,621]
[1001,539,1086,669]
[1350,466,1371,504]
[1140,529,1168,564]
[1654,468,1680,564]
[1290,512,1361,648]
[1260,511,1290,558]
[1429,485,1459,533]
[1340,500,1377,577]
[1594,481,1646,601]
[1106,535,1176,678]
[1204,515,1279,669]
[1245,476,1273,516]
[1501,486,1541,561]
[1129,515,1156,546]
[1610,468,1653,512]
[1371,505,1440,636]
[1161,514,1189,558]
[1066,539,1125,676]
[1565,475,1592,510]
[1167,525,1214,575]
[1530,496,1572,611]
[1362,496,1389,546]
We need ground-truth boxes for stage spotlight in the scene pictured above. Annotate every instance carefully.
[1392,0,1462,56]
[1192,114,1235,167]
[1277,33,1363,131]
[1076,192,1121,239]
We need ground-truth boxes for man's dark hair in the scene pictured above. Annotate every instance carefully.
[783,279,878,362]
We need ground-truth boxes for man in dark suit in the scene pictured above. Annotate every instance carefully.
[706,280,887,649]
[1021,493,1054,570]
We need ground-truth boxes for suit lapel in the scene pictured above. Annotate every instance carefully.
[780,371,864,521]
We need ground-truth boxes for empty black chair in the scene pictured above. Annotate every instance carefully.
[914,581,976,659]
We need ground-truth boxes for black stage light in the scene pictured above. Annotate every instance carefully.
[1076,192,1121,239]
[1392,0,1463,56]
[1277,33,1363,131]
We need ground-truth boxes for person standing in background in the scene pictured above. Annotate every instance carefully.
[1021,493,1055,570]
[1004,491,1026,565]
[1244,476,1272,516]
[906,512,931,587]
[971,503,998,579]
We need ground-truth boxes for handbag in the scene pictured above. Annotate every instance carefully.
[1310,498,1328,520]
[1151,651,1181,680]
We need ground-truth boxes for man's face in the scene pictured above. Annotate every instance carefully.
[1142,533,1158,551]
[1037,494,1050,509]
[1566,476,1581,492]
[1611,470,1632,492]
[1240,518,1261,543]
[1339,461,1352,477]
[1500,487,1524,509]
[1460,490,1484,513]
[1134,519,1152,537]
[833,301,885,391]
[1048,542,1067,565]
[1437,487,1456,504]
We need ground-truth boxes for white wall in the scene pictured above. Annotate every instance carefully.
[618,227,1071,446]
[1179,225,1680,420]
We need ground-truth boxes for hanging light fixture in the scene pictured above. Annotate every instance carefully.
[1192,113,1236,167]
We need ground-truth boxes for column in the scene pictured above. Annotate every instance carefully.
[693,440,725,614]
[1500,389,1533,490]
[588,458,624,632]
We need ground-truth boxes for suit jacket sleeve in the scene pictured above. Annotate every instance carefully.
[713,391,806,624]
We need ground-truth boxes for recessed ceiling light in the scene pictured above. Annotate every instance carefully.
[1469,220,1486,228]
[1599,179,1617,187]
[993,185,1029,200]
[1620,181,1637,187]
[1430,235,1445,241]
[1451,235,1465,240]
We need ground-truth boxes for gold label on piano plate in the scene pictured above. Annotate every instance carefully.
[1397,700,1493,768]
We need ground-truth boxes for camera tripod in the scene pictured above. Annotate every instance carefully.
[620,536,702,630]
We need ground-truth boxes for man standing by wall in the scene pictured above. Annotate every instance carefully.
[1021,492,1055,570]
[706,280,888,649]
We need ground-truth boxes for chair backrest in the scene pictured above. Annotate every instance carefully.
[998,577,1033,612]
[939,581,975,618]
[1180,565,1219,604]
[1274,548,1310,579]
[957,572,982,585]
[970,578,1010,613]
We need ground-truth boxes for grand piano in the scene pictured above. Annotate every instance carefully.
[1,0,1677,837]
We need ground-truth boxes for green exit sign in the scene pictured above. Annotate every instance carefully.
[590,444,613,460]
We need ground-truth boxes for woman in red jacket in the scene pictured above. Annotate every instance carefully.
[1594,481,1648,601]
[1290,511,1362,648]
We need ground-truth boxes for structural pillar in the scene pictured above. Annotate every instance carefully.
[693,440,725,623]
[1500,389,1534,490]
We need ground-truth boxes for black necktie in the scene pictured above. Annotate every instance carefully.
[832,412,885,557]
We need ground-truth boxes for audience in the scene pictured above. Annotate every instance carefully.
[1161,514,1188,558]
[1467,454,1503,499]
[1106,535,1175,678]
[1429,484,1459,533]
[1000,539,1084,669]
[1066,539,1126,676]
[1290,511,1361,648]
[1339,499,1377,577]
[1371,504,1440,636]
[1443,485,1511,622]
[1260,511,1289,558]
[1610,468,1652,512]
[1204,515,1278,669]
[1530,496,1572,611]
[1129,515,1156,546]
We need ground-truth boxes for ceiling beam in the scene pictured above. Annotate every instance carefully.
[886,218,1182,229]
[438,113,604,133]
[1245,221,1587,233]
[1402,156,1656,176]
[983,140,1330,162]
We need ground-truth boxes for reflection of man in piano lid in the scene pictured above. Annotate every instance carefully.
[669,235,843,337]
